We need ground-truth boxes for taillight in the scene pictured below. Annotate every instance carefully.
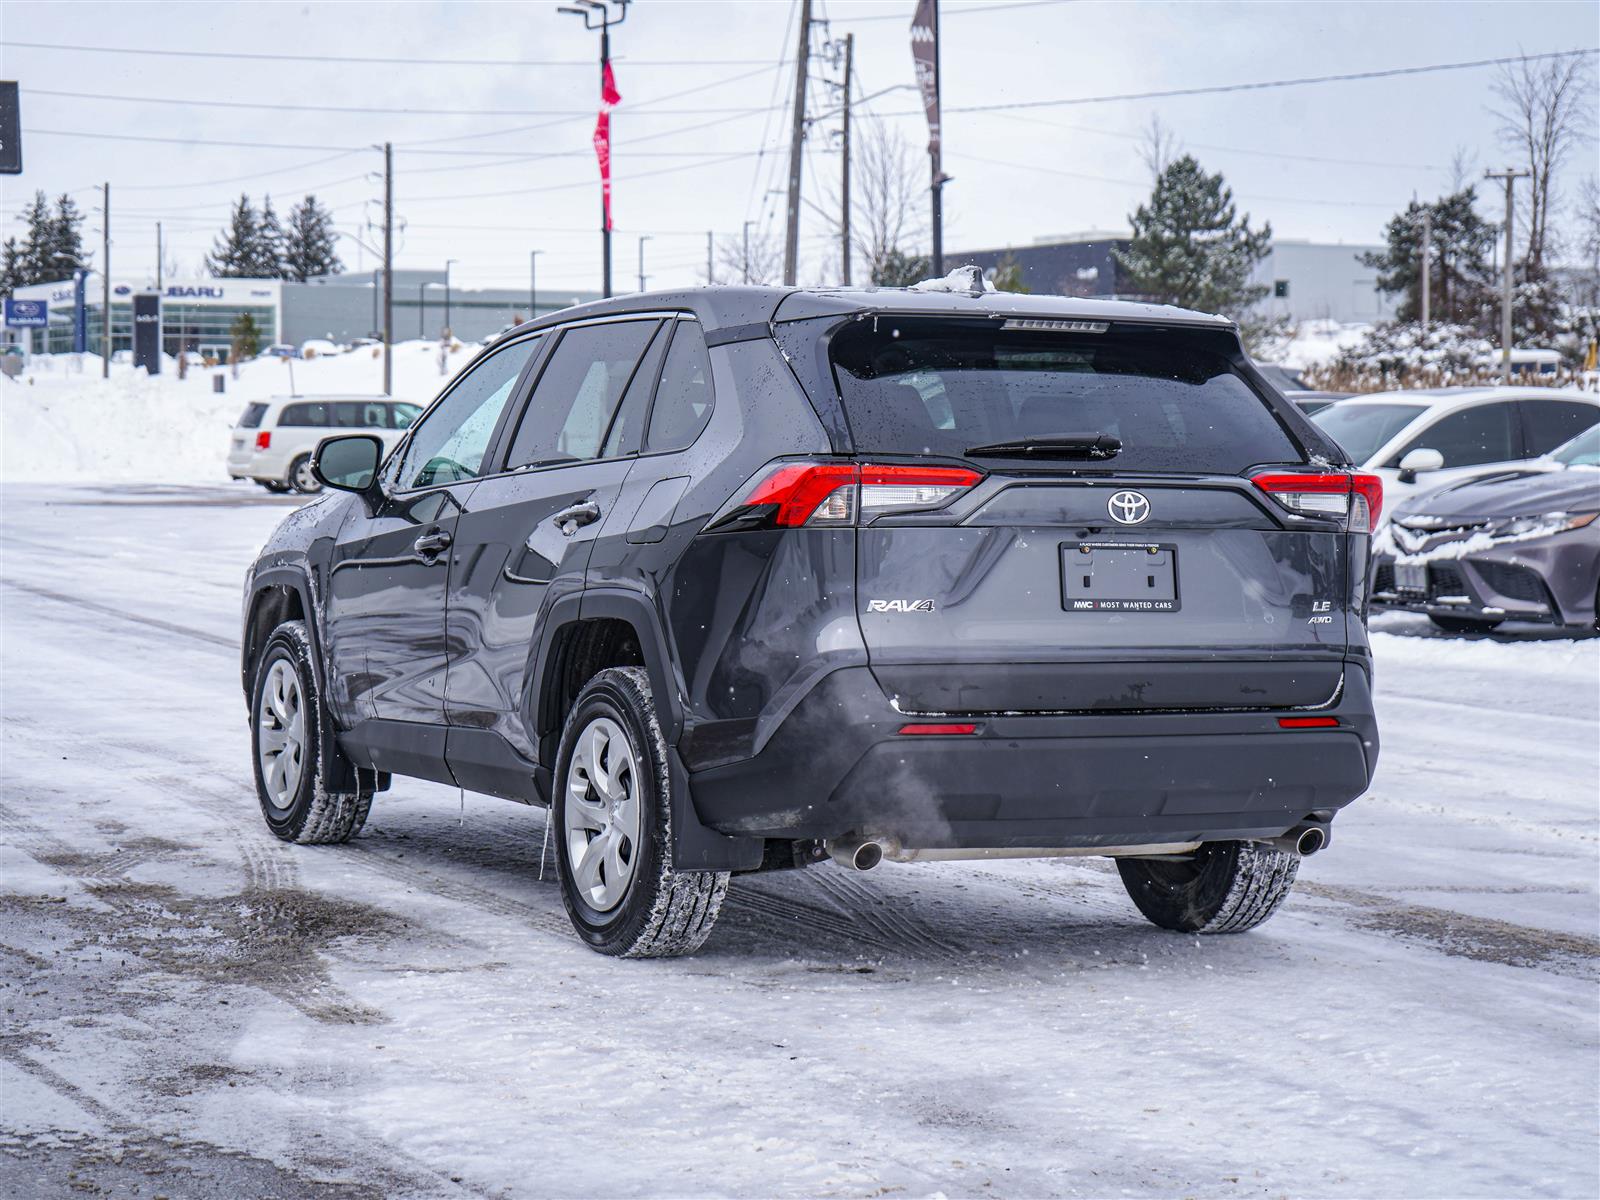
[897,723,979,736]
[1252,472,1383,532]
[1279,716,1340,729]
[255,431,272,450]
[712,462,982,531]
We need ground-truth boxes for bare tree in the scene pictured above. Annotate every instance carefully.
[1447,145,1479,193]
[825,119,927,285]
[1492,53,1596,271]
[1576,175,1600,307]
[1139,114,1180,182]
[714,224,783,286]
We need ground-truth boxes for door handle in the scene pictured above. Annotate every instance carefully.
[554,501,601,536]
[414,529,453,559]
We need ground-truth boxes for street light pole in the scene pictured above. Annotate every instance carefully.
[637,235,651,292]
[1484,167,1530,375]
[382,141,393,396]
[742,220,753,284]
[559,0,630,300]
[101,181,110,378]
[443,259,457,336]
[529,249,541,319]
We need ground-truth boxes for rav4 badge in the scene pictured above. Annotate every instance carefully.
[867,599,936,613]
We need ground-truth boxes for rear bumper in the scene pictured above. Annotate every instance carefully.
[687,664,1378,849]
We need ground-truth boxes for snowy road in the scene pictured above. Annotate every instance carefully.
[2,484,1596,1199]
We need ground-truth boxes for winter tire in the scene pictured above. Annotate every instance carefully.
[250,620,372,845]
[1428,613,1503,634]
[553,666,728,957]
[1116,840,1299,934]
[288,455,323,495]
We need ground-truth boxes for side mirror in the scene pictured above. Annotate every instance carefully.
[313,434,384,494]
[1396,447,1444,484]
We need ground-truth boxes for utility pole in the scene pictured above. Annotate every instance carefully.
[1419,207,1431,333]
[101,182,109,379]
[840,32,854,286]
[382,141,393,396]
[529,250,541,319]
[637,235,651,293]
[156,221,163,292]
[742,221,753,284]
[706,230,714,285]
[1484,167,1529,375]
[782,0,813,286]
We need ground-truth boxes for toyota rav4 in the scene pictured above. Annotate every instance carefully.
[241,281,1381,957]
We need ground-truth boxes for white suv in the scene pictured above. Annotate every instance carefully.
[228,395,422,493]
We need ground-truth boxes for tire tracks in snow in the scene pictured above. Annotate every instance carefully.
[0,576,237,652]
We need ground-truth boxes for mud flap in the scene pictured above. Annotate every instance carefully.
[669,748,762,872]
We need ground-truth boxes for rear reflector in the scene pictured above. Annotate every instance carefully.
[255,431,272,450]
[1253,472,1383,532]
[721,462,983,529]
[1278,716,1339,729]
[897,723,978,736]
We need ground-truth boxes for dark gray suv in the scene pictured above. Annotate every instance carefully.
[241,283,1383,957]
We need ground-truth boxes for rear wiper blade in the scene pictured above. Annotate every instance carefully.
[963,434,1122,460]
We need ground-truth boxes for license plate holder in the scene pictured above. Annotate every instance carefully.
[1395,560,1427,593]
[1062,542,1179,612]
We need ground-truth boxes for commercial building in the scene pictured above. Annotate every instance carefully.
[953,233,1397,325]
[8,270,599,361]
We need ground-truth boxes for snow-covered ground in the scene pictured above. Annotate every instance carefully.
[1,484,1596,1199]
[0,345,469,485]
[1274,319,1373,373]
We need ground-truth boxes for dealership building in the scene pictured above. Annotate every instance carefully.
[954,233,1398,325]
[7,270,598,360]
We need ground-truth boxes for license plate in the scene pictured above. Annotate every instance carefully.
[1062,542,1179,612]
[1395,561,1427,592]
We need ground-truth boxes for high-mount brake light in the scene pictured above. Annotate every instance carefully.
[1252,472,1383,532]
[255,431,272,450]
[719,462,982,530]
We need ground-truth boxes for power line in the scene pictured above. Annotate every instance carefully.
[919,47,1599,114]
[0,40,772,67]
[403,150,765,205]
[830,0,1067,21]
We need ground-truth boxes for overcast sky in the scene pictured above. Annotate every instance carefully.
[2,0,1595,296]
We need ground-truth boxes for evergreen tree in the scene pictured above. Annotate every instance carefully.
[206,194,264,277]
[44,194,86,277]
[1360,189,1497,325]
[871,247,929,287]
[230,311,261,362]
[18,191,55,284]
[281,194,343,282]
[0,237,22,297]
[989,252,1030,294]
[1113,155,1272,317]
[255,196,285,278]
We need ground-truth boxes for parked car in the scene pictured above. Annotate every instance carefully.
[241,283,1381,958]
[1373,424,1600,633]
[1311,386,1600,519]
[1288,391,1350,415]
[228,395,422,494]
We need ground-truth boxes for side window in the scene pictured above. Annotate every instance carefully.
[1521,401,1599,455]
[393,337,541,490]
[390,403,422,429]
[1391,403,1520,468]
[504,320,659,469]
[279,402,326,427]
[601,323,671,458]
[645,320,715,452]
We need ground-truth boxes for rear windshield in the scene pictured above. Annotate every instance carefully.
[237,402,269,429]
[1311,402,1424,465]
[828,318,1302,473]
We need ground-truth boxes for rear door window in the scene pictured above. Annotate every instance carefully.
[827,318,1302,473]
[1520,400,1600,455]
[503,319,660,469]
[278,402,329,427]
[1390,402,1521,468]
[644,320,715,452]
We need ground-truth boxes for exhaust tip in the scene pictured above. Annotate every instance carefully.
[852,841,884,871]
[1296,826,1327,856]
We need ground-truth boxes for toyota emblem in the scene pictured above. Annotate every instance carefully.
[1107,490,1151,524]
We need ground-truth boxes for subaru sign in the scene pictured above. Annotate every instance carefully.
[4,298,47,328]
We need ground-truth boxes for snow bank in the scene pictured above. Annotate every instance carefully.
[1,341,474,484]
[1273,319,1373,371]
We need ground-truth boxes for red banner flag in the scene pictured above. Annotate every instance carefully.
[593,62,622,231]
